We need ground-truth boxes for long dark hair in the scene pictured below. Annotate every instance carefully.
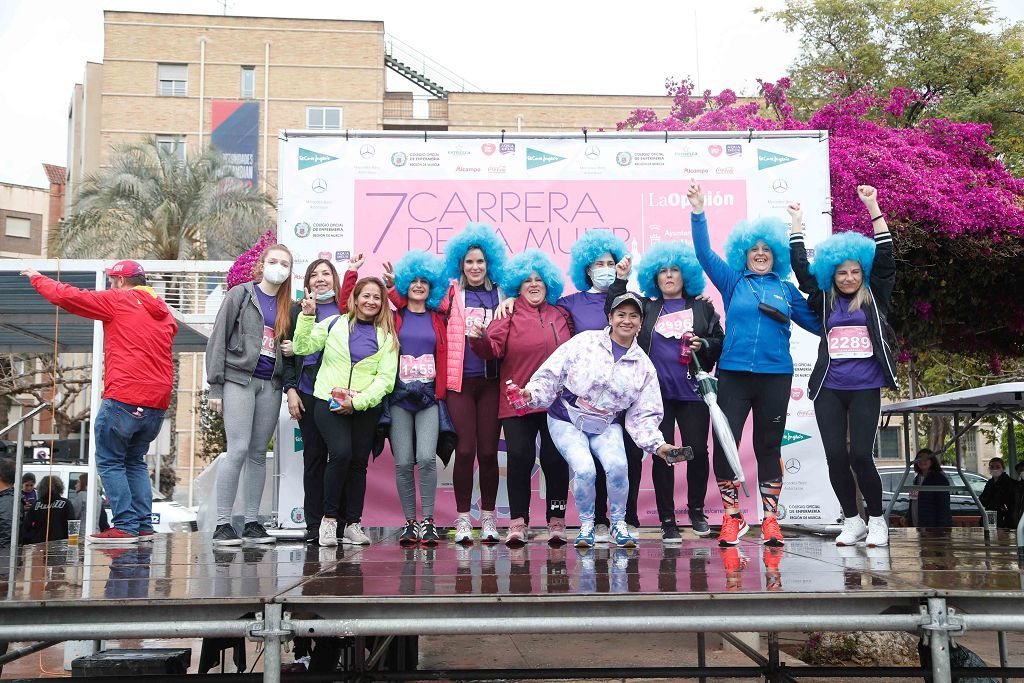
[347,277,398,350]
[303,259,342,305]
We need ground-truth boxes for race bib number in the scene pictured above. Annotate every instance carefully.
[399,354,436,383]
[464,306,493,334]
[654,309,694,339]
[260,325,276,357]
[828,326,873,359]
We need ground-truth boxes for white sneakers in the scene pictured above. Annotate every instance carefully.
[480,512,501,543]
[319,517,339,547]
[835,515,868,546]
[454,514,474,544]
[343,523,371,545]
[835,515,889,547]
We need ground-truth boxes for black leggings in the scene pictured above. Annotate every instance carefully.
[654,399,711,522]
[814,387,883,517]
[502,412,569,524]
[297,391,328,533]
[314,399,383,522]
[712,370,790,484]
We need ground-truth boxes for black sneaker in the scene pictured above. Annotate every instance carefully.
[419,519,440,546]
[661,521,682,544]
[399,519,419,546]
[212,523,242,546]
[304,527,320,544]
[688,508,712,537]
[242,521,276,544]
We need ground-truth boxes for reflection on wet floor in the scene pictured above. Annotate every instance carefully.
[0,527,1020,604]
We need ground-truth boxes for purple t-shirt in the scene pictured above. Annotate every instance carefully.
[612,340,628,362]
[349,319,379,365]
[823,297,886,391]
[558,290,608,333]
[253,287,278,380]
[462,286,500,378]
[297,301,340,395]
[397,311,437,411]
[648,298,700,402]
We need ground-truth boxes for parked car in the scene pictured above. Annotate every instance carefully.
[878,466,987,524]
[22,464,197,533]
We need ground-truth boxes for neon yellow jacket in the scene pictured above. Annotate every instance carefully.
[292,313,398,411]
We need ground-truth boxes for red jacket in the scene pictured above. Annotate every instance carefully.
[393,308,448,400]
[31,275,177,410]
[469,301,573,419]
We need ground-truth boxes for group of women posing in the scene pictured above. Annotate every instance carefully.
[204,182,897,551]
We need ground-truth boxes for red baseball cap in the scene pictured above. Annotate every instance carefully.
[104,260,145,278]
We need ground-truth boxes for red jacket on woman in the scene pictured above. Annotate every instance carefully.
[393,308,449,401]
[469,301,573,419]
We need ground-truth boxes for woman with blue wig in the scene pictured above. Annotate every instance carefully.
[469,249,573,546]
[608,241,725,543]
[789,185,897,548]
[688,182,819,547]
[385,250,451,546]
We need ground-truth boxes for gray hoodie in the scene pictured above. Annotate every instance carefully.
[205,282,285,399]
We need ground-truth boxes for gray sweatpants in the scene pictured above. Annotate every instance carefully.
[217,378,282,525]
[390,404,439,520]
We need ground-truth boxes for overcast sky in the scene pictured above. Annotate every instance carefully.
[2,0,1023,187]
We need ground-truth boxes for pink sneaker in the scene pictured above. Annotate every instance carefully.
[504,517,528,546]
[547,517,567,545]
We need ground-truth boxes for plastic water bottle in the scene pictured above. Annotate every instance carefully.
[328,387,348,410]
[679,331,695,365]
[505,380,530,416]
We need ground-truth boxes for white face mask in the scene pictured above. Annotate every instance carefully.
[315,289,336,302]
[263,263,290,285]
[590,267,616,291]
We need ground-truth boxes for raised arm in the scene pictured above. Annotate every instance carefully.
[787,202,825,314]
[859,185,896,309]
[26,272,119,321]
[687,183,739,295]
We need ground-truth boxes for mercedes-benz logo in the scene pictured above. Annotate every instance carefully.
[359,144,375,159]
[772,179,789,193]
[311,178,327,193]
[785,458,801,474]
[584,145,600,160]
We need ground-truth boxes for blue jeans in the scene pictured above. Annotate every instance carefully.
[94,398,164,535]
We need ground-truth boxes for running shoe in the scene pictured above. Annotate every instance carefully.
[399,519,419,546]
[547,517,567,545]
[612,521,637,548]
[719,546,748,592]
[593,523,612,544]
[89,527,140,545]
[480,512,501,543]
[318,517,338,547]
[835,515,868,546]
[242,521,276,544]
[717,514,749,547]
[343,523,371,545]
[763,547,783,592]
[627,524,640,541]
[211,524,240,547]
[761,516,785,547]
[504,517,528,546]
[575,523,596,548]
[661,521,682,544]
[454,514,474,545]
[688,508,712,537]
[865,516,889,548]
[419,518,439,546]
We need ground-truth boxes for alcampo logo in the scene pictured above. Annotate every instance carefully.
[298,148,338,170]
[526,148,565,170]
[757,148,796,171]
[781,429,811,446]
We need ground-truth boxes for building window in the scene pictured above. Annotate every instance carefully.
[306,106,342,130]
[5,216,32,238]
[156,135,187,164]
[873,426,901,460]
[157,63,188,97]
[241,66,255,99]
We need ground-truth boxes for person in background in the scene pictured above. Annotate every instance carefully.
[470,250,573,546]
[980,457,1016,530]
[282,255,360,544]
[0,458,15,550]
[68,473,111,532]
[23,260,176,544]
[20,473,36,519]
[206,244,293,546]
[789,185,897,548]
[1013,461,1024,529]
[22,475,72,544]
[911,449,953,528]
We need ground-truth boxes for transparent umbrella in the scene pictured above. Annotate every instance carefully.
[690,339,749,496]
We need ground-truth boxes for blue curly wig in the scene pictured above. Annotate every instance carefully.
[636,241,706,299]
[501,249,564,305]
[443,222,508,285]
[393,250,447,310]
[808,231,876,292]
[723,217,792,277]
[568,229,628,291]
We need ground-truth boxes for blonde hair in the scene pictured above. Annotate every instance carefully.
[347,277,398,350]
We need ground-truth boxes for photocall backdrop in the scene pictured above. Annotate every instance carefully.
[277,132,840,528]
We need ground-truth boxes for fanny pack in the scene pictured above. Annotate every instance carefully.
[562,398,615,435]
[746,278,791,324]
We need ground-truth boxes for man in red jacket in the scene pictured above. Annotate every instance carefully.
[22,260,177,544]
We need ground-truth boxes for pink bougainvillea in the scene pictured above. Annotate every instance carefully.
[226,229,276,289]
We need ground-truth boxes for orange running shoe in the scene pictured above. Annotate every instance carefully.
[717,514,749,547]
[761,516,785,547]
